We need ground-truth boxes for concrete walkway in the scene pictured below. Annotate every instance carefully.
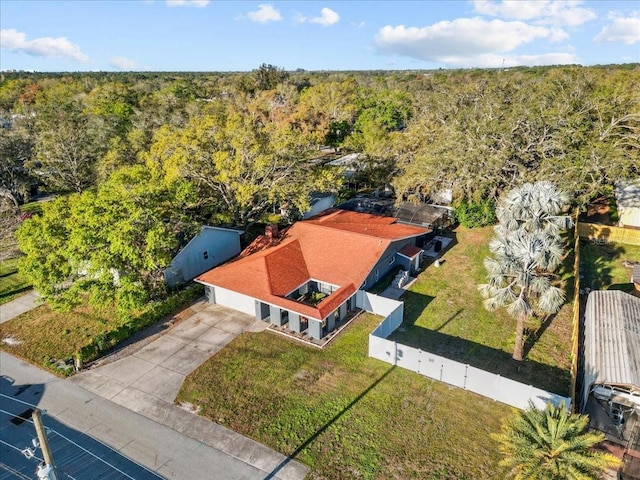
[70,301,307,480]
[0,290,41,323]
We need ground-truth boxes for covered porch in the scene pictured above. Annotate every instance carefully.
[254,293,360,347]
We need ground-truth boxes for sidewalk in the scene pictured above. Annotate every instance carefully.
[0,290,41,323]
[1,351,307,480]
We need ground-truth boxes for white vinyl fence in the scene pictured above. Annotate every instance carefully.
[367,304,570,411]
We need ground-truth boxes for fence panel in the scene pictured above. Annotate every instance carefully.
[438,356,468,389]
[464,366,501,400]
[577,222,640,246]
[368,313,570,410]
[369,335,394,363]
[396,344,420,371]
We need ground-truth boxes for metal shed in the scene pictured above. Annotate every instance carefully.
[582,290,640,413]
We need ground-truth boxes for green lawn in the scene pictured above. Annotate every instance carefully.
[0,256,32,305]
[0,286,203,375]
[177,313,511,480]
[390,226,574,396]
[0,303,121,374]
[177,225,575,479]
[579,239,640,292]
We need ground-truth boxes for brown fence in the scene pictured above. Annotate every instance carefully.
[577,222,640,246]
[570,222,581,413]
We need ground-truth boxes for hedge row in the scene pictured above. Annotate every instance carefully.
[77,284,204,364]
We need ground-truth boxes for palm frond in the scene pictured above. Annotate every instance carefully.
[494,402,620,479]
[538,285,565,313]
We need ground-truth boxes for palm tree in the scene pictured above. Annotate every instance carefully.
[479,181,572,361]
[494,181,573,237]
[479,229,566,360]
[493,402,620,479]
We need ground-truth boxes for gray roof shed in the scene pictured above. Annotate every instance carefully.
[583,290,640,411]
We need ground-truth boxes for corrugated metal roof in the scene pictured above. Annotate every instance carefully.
[633,264,640,285]
[584,290,640,390]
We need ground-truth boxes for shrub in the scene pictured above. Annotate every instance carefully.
[454,198,497,228]
[78,284,203,363]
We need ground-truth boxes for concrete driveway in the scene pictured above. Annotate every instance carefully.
[71,301,265,406]
[69,301,307,480]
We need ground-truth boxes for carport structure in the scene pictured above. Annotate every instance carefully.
[582,289,640,477]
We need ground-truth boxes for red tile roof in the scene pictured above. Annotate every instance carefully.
[196,209,430,319]
[398,244,423,258]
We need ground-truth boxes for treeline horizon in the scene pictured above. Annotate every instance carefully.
[2,62,638,312]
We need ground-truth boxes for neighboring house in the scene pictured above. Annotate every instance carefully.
[196,209,431,342]
[616,180,640,228]
[303,192,336,219]
[164,226,242,287]
[582,290,640,465]
[326,152,365,178]
[633,265,640,297]
[281,192,336,221]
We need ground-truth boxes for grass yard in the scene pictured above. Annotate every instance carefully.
[389,226,573,396]
[177,313,511,480]
[0,256,32,305]
[579,239,640,292]
[0,286,203,375]
[0,303,121,375]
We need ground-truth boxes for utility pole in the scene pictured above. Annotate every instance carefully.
[32,409,57,480]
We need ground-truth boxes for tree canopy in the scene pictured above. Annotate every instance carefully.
[16,165,198,314]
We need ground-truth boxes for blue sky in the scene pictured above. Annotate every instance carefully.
[1,1,638,72]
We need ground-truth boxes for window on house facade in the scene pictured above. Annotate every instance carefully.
[389,256,395,265]
[203,251,209,260]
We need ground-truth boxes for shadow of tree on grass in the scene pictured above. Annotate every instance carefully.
[390,292,570,396]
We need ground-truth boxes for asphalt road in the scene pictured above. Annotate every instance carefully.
[1,382,163,479]
[0,352,304,480]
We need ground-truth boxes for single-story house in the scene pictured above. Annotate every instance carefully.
[583,290,640,476]
[196,209,431,342]
[326,152,365,178]
[164,226,243,287]
[616,180,640,229]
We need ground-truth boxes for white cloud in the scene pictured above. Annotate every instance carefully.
[310,8,340,27]
[0,28,89,63]
[166,0,209,7]
[247,4,282,23]
[352,21,366,29]
[110,56,138,70]
[296,7,340,26]
[472,0,596,27]
[375,18,557,61]
[442,51,577,68]
[594,15,640,45]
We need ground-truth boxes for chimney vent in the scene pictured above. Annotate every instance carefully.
[265,224,279,238]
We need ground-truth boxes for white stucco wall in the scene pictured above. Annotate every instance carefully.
[212,286,256,316]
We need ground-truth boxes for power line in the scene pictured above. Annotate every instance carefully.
[0,459,34,480]
[0,404,160,480]
[0,393,45,410]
